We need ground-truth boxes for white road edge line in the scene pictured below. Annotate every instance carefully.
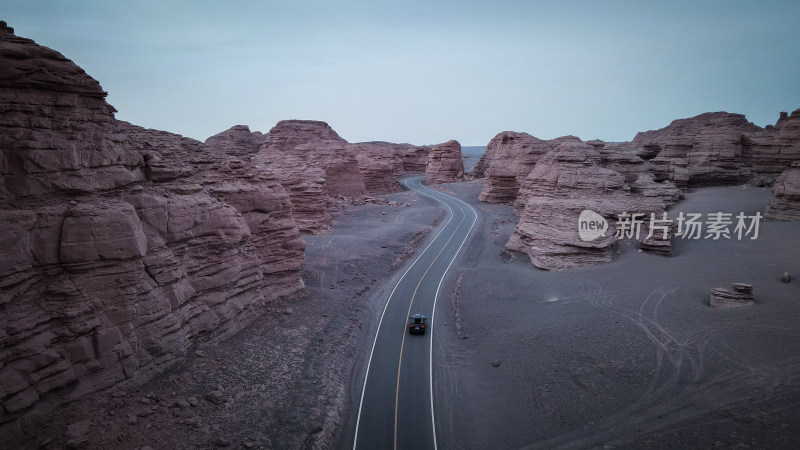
[352,177,456,450]
[414,181,479,450]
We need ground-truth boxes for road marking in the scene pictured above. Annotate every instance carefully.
[392,178,465,450]
[352,177,455,450]
[415,182,479,450]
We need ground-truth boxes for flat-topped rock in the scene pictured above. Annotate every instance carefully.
[425,140,464,184]
[710,283,755,308]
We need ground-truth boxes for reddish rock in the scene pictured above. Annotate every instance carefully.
[252,122,365,233]
[710,283,755,308]
[0,24,305,447]
[630,111,800,187]
[765,166,800,221]
[425,140,464,184]
[506,141,681,270]
[747,109,800,176]
[0,23,143,198]
[252,122,432,233]
[352,142,430,194]
[204,125,266,159]
[478,132,581,204]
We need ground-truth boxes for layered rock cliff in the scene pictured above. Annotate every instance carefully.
[506,141,681,270]
[425,140,464,184]
[352,142,430,194]
[250,122,432,233]
[747,109,800,176]
[630,111,800,187]
[477,132,582,204]
[0,23,305,444]
[204,125,267,159]
[765,166,800,221]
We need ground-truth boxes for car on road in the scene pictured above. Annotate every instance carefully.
[408,314,427,334]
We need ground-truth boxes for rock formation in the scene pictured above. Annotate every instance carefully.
[709,283,755,308]
[250,121,362,233]
[477,132,581,204]
[630,110,800,187]
[0,22,305,445]
[505,141,681,270]
[249,122,433,233]
[746,109,800,176]
[204,125,267,159]
[630,112,763,187]
[352,142,430,194]
[425,140,465,184]
[765,165,800,221]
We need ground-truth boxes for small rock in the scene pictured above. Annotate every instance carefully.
[782,272,792,283]
[284,307,293,315]
[491,360,502,368]
[214,438,231,447]
[66,420,91,449]
[205,390,225,405]
[244,442,255,449]
[187,396,198,407]
[381,211,386,215]
[127,414,138,425]
[195,350,206,358]
[175,399,190,409]
[182,417,199,427]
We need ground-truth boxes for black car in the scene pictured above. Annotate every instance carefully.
[408,314,427,334]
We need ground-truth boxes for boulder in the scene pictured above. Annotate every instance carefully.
[710,283,755,308]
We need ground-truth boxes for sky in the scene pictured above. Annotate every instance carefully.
[4,0,800,145]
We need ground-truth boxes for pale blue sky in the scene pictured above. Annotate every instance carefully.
[4,0,800,145]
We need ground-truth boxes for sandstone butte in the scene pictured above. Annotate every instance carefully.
[478,109,800,270]
[0,22,434,444]
[425,139,465,184]
[251,121,431,234]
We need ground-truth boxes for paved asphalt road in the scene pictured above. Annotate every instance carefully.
[353,176,478,450]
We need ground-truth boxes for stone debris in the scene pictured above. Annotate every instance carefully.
[710,283,755,308]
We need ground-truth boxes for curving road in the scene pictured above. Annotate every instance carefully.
[352,176,478,450]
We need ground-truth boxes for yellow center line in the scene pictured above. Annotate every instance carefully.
[393,187,467,450]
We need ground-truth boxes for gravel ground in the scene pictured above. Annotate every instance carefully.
[433,181,800,449]
[36,184,445,450]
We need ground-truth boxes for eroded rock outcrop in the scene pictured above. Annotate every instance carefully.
[251,122,363,233]
[352,142,430,194]
[204,125,267,159]
[710,283,755,308]
[477,132,582,204]
[250,122,432,233]
[506,141,681,270]
[0,23,305,445]
[747,109,800,176]
[630,111,800,187]
[765,166,800,221]
[425,140,464,184]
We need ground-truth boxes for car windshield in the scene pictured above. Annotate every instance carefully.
[413,316,422,323]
